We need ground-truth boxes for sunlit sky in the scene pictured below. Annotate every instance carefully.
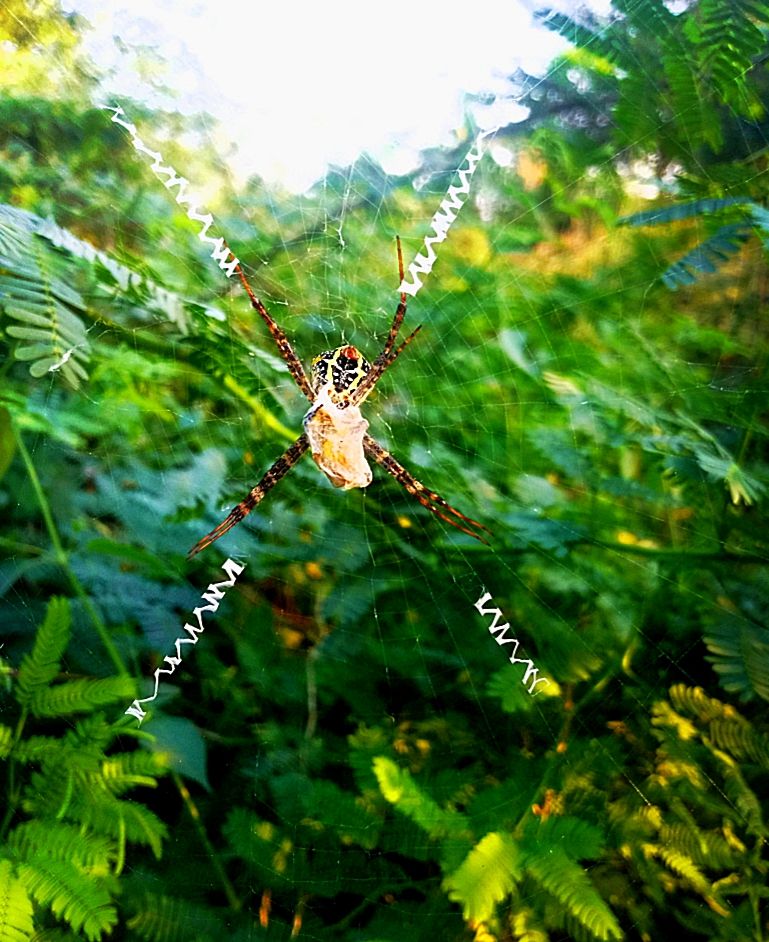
[67,0,582,191]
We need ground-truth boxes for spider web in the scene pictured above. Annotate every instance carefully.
[4,0,768,938]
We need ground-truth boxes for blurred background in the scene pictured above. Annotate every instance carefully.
[1,1,768,940]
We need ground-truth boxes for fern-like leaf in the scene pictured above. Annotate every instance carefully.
[17,857,117,942]
[708,716,769,768]
[10,736,62,766]
[524,846,623,941]
[529,816,606,860]
[0,203,202,333]
[0,232,90,387]
[442,832,522,924]
[692,0,769,113]
[0,859,35,942]
[101,751,170,793]
[668,683,735,723]
[373,756,468,840]
[652,844,711,895]
[720,762,767,838]
[16,597,71,709]
[30,677,136,719]
[7,821,115,872]
[661,50,722,151]
[126,892,224,942]
[114,802,167,859]
[662,223,752,288]
[621,197,750,227]
[621,197,761,289]
[704,616,769,705]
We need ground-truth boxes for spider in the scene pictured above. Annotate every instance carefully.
[187,238,489,558]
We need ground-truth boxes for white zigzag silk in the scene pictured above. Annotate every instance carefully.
[399,128,496,298]
[104,104,240,278]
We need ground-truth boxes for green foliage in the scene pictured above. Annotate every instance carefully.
[125,891,225,942]
[373,756,470,841]
[0,859,34,942]
[704,591,769,704]
[539,0,769,163]
[16,595,70,707]
[691,0,769,112]
[1,1,768,940]
[442,832,521,924]
[0,600,170,939]
[523,847,621,941]
[0,207,90,386]
[16,858,116,941]
[622,196,768,288]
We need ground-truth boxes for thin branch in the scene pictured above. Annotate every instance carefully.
[13,426,129,676]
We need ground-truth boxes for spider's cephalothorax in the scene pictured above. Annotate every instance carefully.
[186,241,490,558]
[311,344,371,408]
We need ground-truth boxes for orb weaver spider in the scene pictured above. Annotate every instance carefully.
[187,238,489,558]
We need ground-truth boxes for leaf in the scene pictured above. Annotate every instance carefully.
[748,203,769,245]
[0,859,35,942]
[126,891,225,942]
[373,756,467,840]
[32,205,201,330]
[30,677,137,718]
[499,328,538,377]
[705,615,769,704]
[503,511,585,556]
[141,715,210,791]
[8,821,115,872]
[0,237,90,388]
[524,846,623,940]
[442,832,521,923]
[531,816,606,860]
[17,597,71,708]
[693,0,769,113]
[17,857,117,942]
[620,197,749,227]
[693,450,765,505]
[662,223,752,289]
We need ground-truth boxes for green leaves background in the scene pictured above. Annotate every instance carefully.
[1,0,768,938]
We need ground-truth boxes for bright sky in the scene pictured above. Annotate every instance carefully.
[68,0,571,191]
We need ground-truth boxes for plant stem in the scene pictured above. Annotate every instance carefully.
[172,772,241,911]
[223,374,297,443]
[13,426,128,677]
[0,708,28,842]
[588,539,767,565]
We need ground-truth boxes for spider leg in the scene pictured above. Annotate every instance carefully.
[345,323,422,409]
[340,238,422,409]
[235,262,315,403]
[375,235,409,362]
[363,434,490,542]
[187,434,310,559]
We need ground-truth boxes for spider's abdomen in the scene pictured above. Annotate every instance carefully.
[311,344,370,404]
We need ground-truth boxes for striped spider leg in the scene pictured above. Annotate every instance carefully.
[362,434,490,542]
[187,240,488,559]
[187,433,310,558]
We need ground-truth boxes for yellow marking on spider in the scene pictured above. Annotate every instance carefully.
[310,344,371,405]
